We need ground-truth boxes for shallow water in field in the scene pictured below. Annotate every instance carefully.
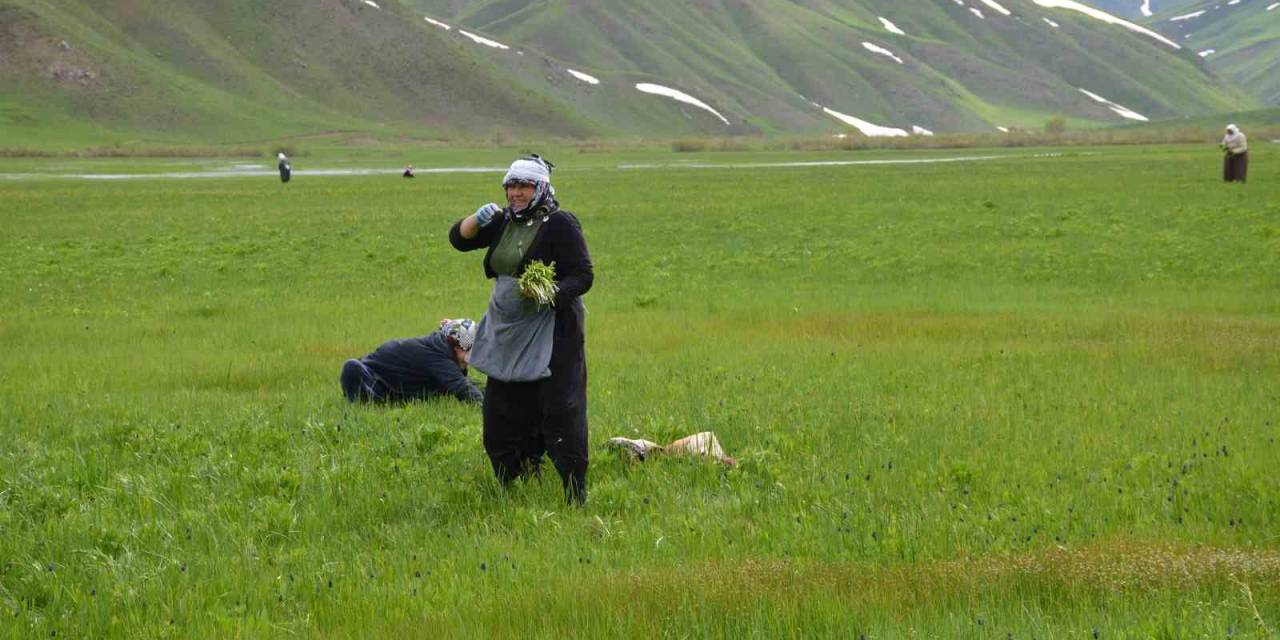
[0,152,1083,181]
[0,165,508,181]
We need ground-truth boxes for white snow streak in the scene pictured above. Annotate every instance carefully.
[970,7,986,18]
[821,107,909,137]
[912,125,935,136]
[1078,88,1148,121]
[1043,17,1060,27]
[423,16,451,30]
[363,0,379,8]
[635,83,730,125]
[978,0,1013,16]
[458,30,510,50]
[1198,48,1216,57]
[879,17,907,35]
[862,42,905,64]
[1169,10,1205,21]
[567,69,600,85]
[1269,2,1279,10]
[1140,0,1152,17]
[1030,0,1181,49]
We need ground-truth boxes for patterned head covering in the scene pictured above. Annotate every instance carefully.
[440,318,478,351]
[502,154,556,216]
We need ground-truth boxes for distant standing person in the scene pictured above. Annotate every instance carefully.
[278,152,292,183]
[449,154,594,504]
[1222,124,1248,183]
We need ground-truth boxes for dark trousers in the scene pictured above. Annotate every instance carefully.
[1224,152,1248,183]
[341,359,386,402]
[482,376,588,504]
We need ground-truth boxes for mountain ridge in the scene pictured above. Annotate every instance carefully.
[0,0,1260,146]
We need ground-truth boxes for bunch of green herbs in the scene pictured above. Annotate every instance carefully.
[519,259,558,307]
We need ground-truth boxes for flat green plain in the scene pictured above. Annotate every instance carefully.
[1,144,1278,638]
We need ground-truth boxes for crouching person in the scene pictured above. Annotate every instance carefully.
[341,318,482,404]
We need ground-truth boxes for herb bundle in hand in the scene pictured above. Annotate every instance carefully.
[518,260,558,307]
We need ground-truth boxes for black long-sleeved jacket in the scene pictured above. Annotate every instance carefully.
[449,207,593,404]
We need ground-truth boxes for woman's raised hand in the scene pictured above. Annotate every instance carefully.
[474,203,502,227]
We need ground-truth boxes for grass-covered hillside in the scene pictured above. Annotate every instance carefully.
[409,0,1253,133]
[0,0,1262,146]
[1145,0,1280,105]
[0,0,597,148]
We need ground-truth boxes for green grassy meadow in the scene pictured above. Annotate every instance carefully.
[1,144,1279,637]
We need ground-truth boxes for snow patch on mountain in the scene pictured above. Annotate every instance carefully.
[821,107,909,137]
[1078,88,1148,121]
[567,69,600,85]
[863,42,905,64]
[459,30,510,50]
[1030,0,1181,49]
[635,83,730,125]
[978,0,1013,16]
[879,17,907,35]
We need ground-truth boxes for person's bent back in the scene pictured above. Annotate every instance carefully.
[341,319,481,404]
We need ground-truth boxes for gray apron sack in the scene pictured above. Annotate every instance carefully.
[469,275,556,382]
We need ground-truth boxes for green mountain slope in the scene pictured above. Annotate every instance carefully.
[0,0,599,146]
[0,0,1262,145]
[1144,0,1280,104]
[409,0,1253,133]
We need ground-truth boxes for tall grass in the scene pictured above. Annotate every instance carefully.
[0,144,1277,637]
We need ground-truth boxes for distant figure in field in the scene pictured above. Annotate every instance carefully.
[340,318,482,404]
[277,152,292,183]
[403,165,416,178]
[1222,124,1248,183]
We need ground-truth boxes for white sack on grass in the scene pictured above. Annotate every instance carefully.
[607,432,737,467]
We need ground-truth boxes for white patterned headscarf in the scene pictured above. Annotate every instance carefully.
[440,318,477,351]
[502,155,556,215]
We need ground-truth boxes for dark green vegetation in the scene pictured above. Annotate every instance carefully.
[1,144,1278,636]
[0,0,1258,147]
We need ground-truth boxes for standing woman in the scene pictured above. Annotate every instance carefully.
[1221,124,1248,183]
[449,155,594,504]
[277,152,292,183]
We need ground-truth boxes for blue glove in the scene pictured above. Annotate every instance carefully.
[474,203,501,227]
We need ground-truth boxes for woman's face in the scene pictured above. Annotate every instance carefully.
[505,182,536,211]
